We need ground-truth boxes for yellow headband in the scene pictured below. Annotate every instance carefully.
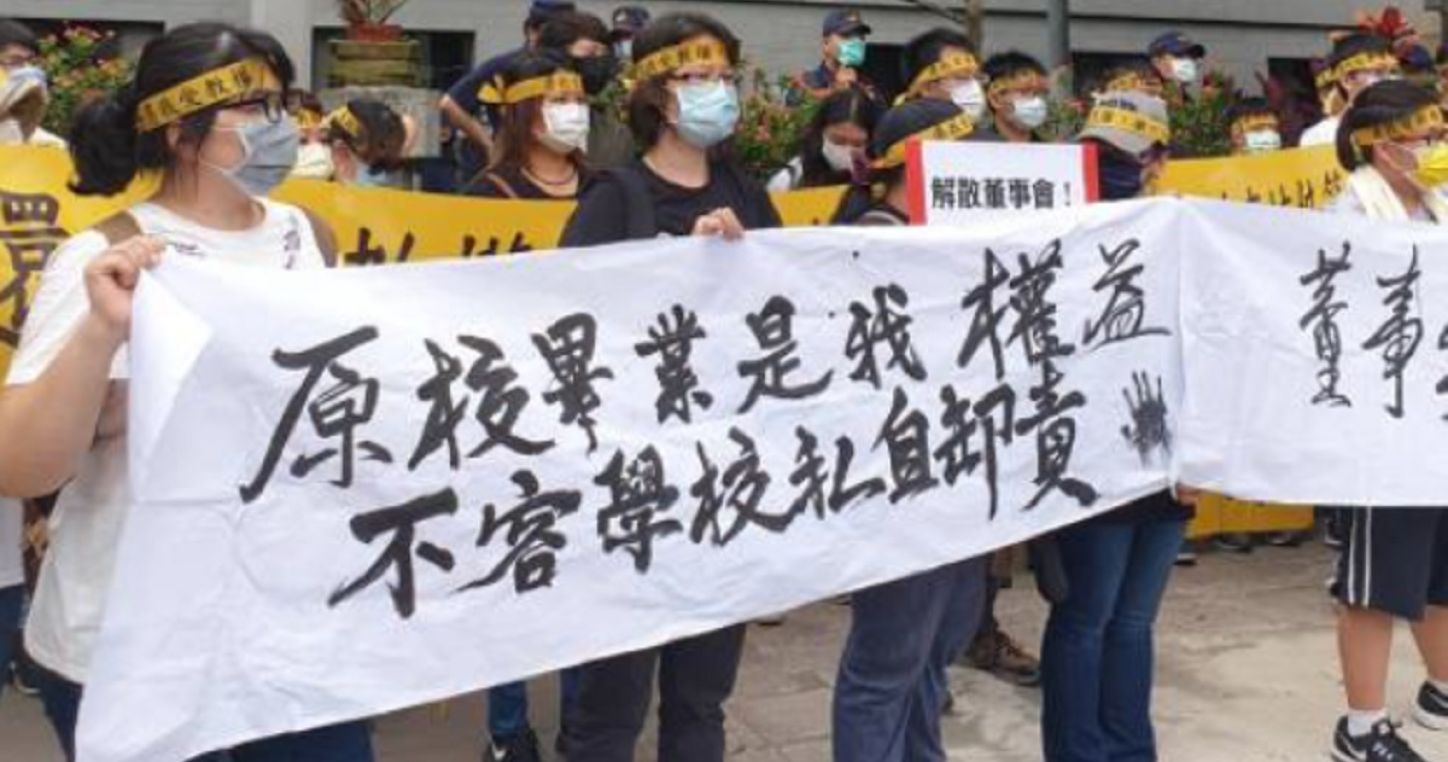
[1102,72,1159,95]
[987,70,1048,96]
[479,71,584,105]
[1231,114,1279,135]
[1315,67,1336,91]
[907,52,980,97]
[136,58,281,132]
[873,112,975,169]
[296,109,322,131]
[323,105,363,140]
[1333,52,1400,82]
[632,38,731,81]
[1351,104,1445,147]
[1086,104,1171,145]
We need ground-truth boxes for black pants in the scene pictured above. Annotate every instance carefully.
[567,625,746,762]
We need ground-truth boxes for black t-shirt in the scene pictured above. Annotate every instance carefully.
[462,165,581,200]
[561,158,782,247]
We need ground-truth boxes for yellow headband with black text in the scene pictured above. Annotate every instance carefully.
[632,38,732,81]
[1086,104,1171,145]
[323,105,363,140]
[1230,113,1279,135]
[906,52,980,97]
[1351,104,1444,147]
[136,58,281,133]
[1333,51,1400,82]
[987,70,1048,96]
[1101,72,1159,95]
[479,71,584,105]
[873,112,975,169]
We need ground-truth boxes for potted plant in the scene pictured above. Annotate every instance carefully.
[38,25,133,138]
[330,0,422,87]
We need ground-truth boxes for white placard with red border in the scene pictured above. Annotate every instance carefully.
[906,140,1099,225]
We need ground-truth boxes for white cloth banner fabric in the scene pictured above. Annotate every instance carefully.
[1176,200,1448,505]
[79,199,1184,762]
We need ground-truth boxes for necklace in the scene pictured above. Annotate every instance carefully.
[524,164,578,186]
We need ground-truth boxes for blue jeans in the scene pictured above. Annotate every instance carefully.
[0,584,22,695]
[833,556,988,762]
[33,664,374,762]
[1041,516,1186,762]
[489,668,582,738]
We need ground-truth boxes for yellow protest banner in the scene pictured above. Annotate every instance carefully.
[1155,145,1345,209]
[0,146,844,379]
[1157,147,1331,536]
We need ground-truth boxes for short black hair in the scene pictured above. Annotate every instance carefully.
[626,12,741,148]
[983,50,1046,84]
[1336,79,1437,170]
[538,11,609,51]
[1100,59,1162,91]
[902,27,975,89]
[0,19,39,55]
[1328,33,1392,72]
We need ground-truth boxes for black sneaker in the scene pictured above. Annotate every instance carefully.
[486,729,541,762]
[1332,718,1428,762]
[1415,682,1448,731]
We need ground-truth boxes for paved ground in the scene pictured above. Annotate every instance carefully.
[4,543,1448,761]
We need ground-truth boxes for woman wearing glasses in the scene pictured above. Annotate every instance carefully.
[559,12,780,762]
[0,22,369,762]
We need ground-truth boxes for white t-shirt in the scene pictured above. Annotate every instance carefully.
[5,198,327,682]
[1299,116,1340,147]
[0,497,23,590]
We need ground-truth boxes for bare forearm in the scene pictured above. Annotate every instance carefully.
[0,315,122,497]
[442,99,492,153]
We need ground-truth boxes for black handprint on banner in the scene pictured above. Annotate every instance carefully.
[1120,371,1172,466]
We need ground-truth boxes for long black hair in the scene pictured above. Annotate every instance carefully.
[830,98,962,224]
[1336,79,1437,170]
[486,50,587,178]
[798,88,882,187]
[68,22,295,196]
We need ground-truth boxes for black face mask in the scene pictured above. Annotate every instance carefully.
[576,55,619,96]
[1099,152,1145,200]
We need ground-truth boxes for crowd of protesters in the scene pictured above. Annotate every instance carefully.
[0,3,1445,762]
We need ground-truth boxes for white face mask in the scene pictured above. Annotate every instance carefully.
[1243,129,1282,154]
[540,102,590,154]
[950,79,987,121]
[0,118,22,145]
[1011,96,1049,130]
[821,138,857,173]
[1170,57,1200,85]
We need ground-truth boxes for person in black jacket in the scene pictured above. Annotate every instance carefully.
[559,12,778,762]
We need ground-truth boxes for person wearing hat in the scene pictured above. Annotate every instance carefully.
[1041,93,1187,762]
[439,0,576,185]
[1301,32,1401,147]
[899,27,987,122]
[1315,79,1448,762]
[1147,31,1206,90]
[827,97,991,762]
[609,5,649,62]
[788,9,881,107]
[0,19,62,147]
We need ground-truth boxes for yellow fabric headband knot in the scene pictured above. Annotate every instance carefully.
[873,112,975,170]
[324,106,363,140]
[631,38,731,81]
[135,58,281,133]
[1351,105,1444,148]
[1086,104,1171,145]
[906,52,980,97]
[479,71,585,105]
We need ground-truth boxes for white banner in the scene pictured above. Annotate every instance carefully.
[906,141,1098,225]
[79,200,1183,762]
[1176,200,1448,505]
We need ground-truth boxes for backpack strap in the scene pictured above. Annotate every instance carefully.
[299,207,338,268]
[92,212,142,247]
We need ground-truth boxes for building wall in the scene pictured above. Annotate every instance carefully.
[3,0,1433,92]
